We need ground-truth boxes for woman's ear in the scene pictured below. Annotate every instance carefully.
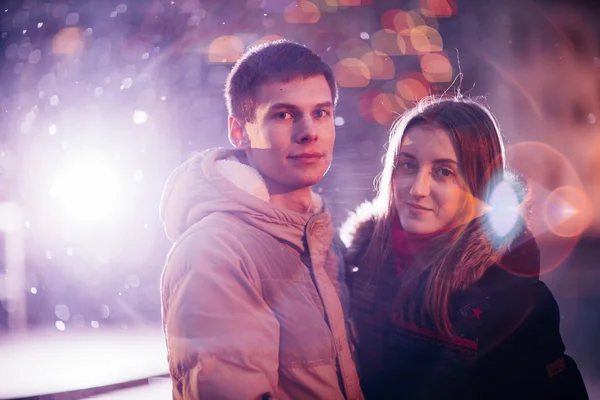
[228,116,250,149]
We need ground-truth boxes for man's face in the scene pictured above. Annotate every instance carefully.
[240,75,335,193]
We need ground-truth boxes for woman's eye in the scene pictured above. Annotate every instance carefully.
[399,161,417,171]
[436,168,454,177]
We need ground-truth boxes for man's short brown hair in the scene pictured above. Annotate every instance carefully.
[225,40,338,124]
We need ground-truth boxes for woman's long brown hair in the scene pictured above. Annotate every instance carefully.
[361,95,506,336]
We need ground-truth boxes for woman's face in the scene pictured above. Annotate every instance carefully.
[392,124,472,235]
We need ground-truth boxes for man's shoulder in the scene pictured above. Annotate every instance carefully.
[186,212,242,234]
[162,214,259,288]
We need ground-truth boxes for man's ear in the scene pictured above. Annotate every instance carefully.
[228,116,250,149]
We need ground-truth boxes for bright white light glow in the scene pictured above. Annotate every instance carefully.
[132,110,148,124]
[487,181,520,237]
[49,157,122,222]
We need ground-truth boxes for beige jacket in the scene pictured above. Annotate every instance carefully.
[160,148,362,400]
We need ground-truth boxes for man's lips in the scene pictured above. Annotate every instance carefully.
[288,152,323,159]
[287,153,324,164]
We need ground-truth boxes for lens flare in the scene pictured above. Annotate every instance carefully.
[486,180,522,238]
[504,141,588,274]
[542,186,593,238]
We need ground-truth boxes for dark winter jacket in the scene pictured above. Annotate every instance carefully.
[342,205,588,400]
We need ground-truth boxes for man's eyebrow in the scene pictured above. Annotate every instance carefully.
[315,101,334,109]
[265,101,334,114]
[266,103,301,113]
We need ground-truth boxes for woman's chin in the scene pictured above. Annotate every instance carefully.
[400,216,440,235]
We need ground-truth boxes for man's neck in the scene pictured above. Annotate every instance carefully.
[267,182,312,214]
[236,153,314,213]
[268,186,313,214]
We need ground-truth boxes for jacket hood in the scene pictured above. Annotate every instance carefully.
[160,148,326,250]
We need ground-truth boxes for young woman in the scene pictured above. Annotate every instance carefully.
[342,97,588,399]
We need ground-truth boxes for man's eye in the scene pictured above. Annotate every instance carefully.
[314,109,330,118]
[274,112,292,120]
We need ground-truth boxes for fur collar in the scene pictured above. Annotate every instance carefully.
[215,155,324,214]
[340,200,540,278]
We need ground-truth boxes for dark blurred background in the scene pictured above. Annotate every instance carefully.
[0,0,598,397]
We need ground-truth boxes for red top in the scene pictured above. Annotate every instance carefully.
[389,218,451,276]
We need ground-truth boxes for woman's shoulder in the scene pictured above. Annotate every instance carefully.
[339,201,380,265]
[470,266,562,351]
[477,265,546,304]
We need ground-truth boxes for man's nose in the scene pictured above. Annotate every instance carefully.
[294,116,318,143]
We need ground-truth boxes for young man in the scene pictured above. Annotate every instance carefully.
[160,40,362,400]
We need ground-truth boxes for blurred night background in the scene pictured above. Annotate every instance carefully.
[0,0,599,398]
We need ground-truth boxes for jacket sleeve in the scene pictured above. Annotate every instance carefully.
[478,280,588,399]
[523,282,589,399]
[162,229,280,400]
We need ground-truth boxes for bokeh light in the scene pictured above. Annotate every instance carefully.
[208,35,245,63]
[371,93,405,125]
[396,74,430,102]
[421,0,458,17]
[337,38,372,59]
[361,51,395,80]
[358,90,379,122]
[52,27,83,55]
[284,0,321,24]
[410,26,443,53]
[381,9,414,31]
[334,58,371,87]
[333,0,373,5]
[420,52,453,82]
[371,29,405,55]
[251,34,286,48]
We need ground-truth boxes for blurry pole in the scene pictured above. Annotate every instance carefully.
[0,202,26,332]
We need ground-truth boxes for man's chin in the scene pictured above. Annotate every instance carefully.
[289,169,327,187]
